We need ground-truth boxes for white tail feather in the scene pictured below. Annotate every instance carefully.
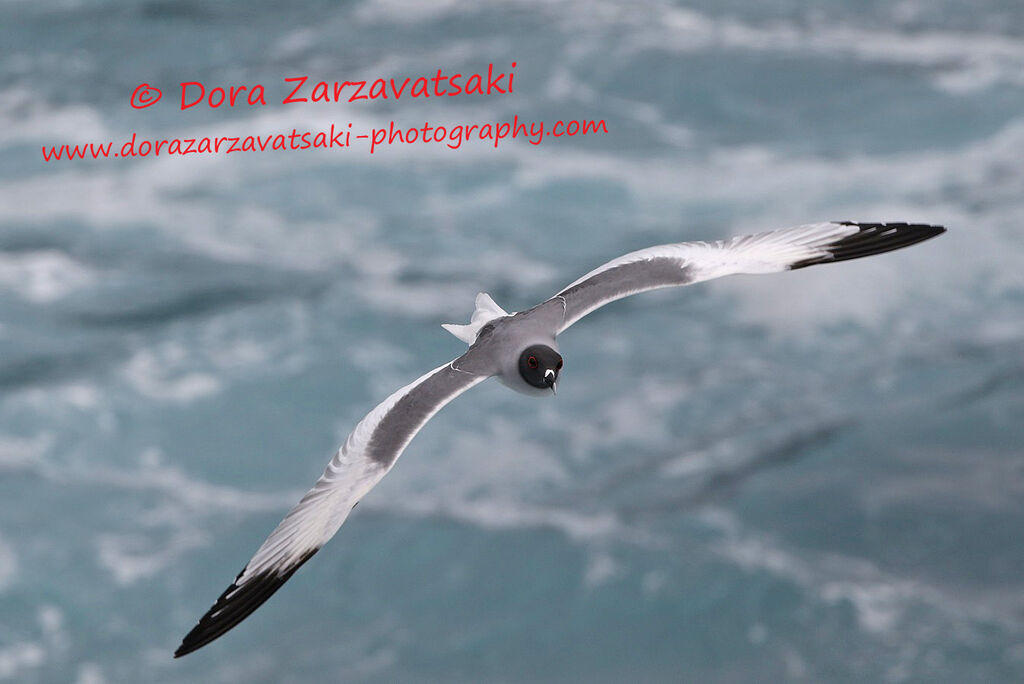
[442,292,509,344]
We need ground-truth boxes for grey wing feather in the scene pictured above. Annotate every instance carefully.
[551,222,944,332]
[175,355,490,657]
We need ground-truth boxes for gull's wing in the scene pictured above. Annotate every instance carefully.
[550,222,945,332]
[175,356,491,657]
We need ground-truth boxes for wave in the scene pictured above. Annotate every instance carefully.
[350,0,1024,92]
[703,508,1024,637]
[0,87,109,144]
[0,533,16,592]
[0,250,96,303]
[0,605,66,681]
[619,4,1024,93]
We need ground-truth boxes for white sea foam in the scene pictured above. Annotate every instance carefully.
[385,412,571,488]
[0,534,17,593]
[0,428,300,586]
[562,374,690,461]
[0,7,1019,284]
[0,250,96,303]
[441,0,1024,94]
[500,120,1024,331]
[0,95,547,286]
[0,605,67,681]
[370,412,629,542]
[386,494,625,542]
[0,433,53,473]
[73,663,107,684]
[862,446,1024,514]
[87,451,300,515]
[344,0,1024,93]
[660,441,738,479]
[121,345,221,403]
[583,551,620,588]
[0,643,45,681]
[0,87,108,144]
[354,0,465,24]
[270,26,319,59]
[96,529,209,586]
[83,455,299,585]
[641,5,1024,92]
[702,508,1021,638]
[4,88,1017,318]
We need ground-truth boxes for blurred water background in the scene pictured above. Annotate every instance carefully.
[1,0,1023,681]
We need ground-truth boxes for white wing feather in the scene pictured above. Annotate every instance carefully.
[554,222,943,332]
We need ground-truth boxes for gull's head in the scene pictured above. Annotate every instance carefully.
[518,344,562,394]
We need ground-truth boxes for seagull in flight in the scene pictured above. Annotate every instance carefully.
[175,221,944,656]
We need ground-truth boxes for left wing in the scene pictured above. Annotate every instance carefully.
[549,222,945,332]
[175,358,490,657]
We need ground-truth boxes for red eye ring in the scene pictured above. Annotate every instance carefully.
[556,359,563,370]
[527,355,539,369]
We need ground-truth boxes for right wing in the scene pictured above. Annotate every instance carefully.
[550,222,945,332]
[175,357,490,657]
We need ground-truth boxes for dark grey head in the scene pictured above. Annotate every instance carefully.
[518,344,563,393]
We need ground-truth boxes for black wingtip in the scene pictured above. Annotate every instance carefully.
[174,548,319,658]
[790,222,946,270]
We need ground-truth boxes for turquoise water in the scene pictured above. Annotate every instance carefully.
[2,1,1023,681]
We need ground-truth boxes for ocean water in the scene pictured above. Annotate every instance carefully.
[2,0,1023,681]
